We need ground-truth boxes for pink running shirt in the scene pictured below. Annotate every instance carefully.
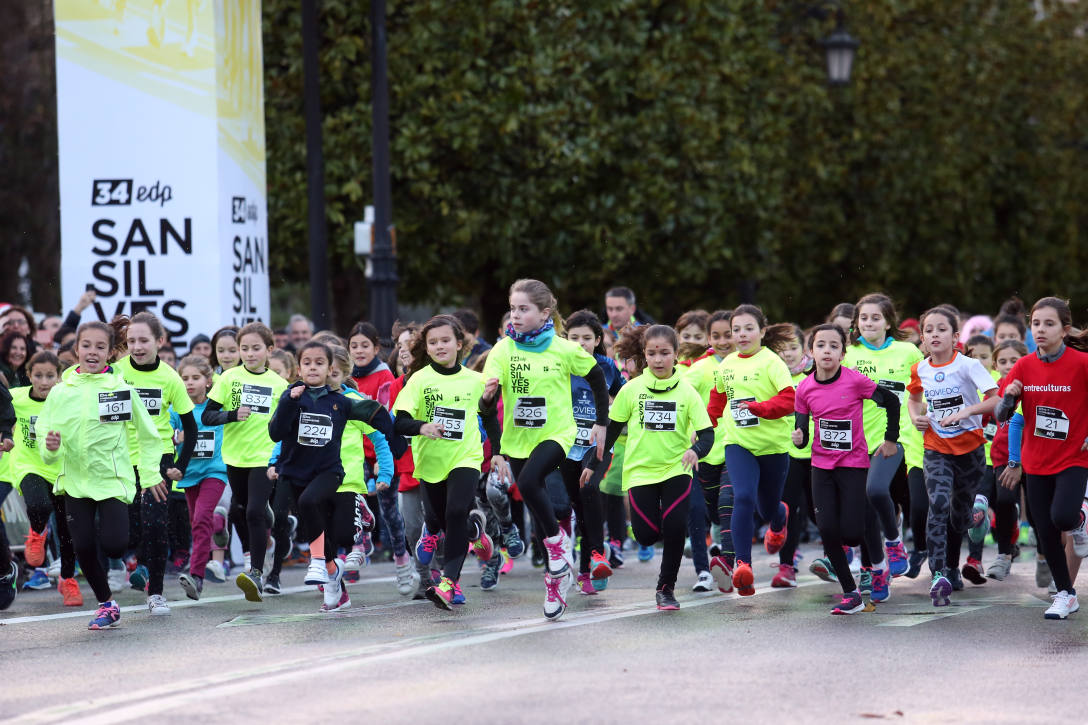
[795,366,878,470]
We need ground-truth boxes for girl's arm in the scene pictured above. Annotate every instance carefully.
[268,387,303,443]
[588,420,626,478]
[350,401,406,458]
[941,388,998,428]
[744,386,796,419]
[707,388,728,427]
[365,429,394,486]
[131,394,169,498]
[172,411,198,475]
[994,380,1022,423]
[870,387,901,444]
[0,385,13,452]
[202,399,240,426]
[907,392,930,431]
[793,413,810,449]
[480,406,502,458]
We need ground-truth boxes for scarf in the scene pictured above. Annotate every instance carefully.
[858,335,894,352]
[789,355,813,376]
[351,356,383,379]
[506,318,555,352]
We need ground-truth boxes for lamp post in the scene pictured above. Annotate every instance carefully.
[301,0,330,330]
[368,0,398,347]
[821,11,859,86]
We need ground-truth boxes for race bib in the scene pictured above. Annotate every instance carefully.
[135,387,163,416]
[983,423,997,441]
[730,398,758,427]
[513,397,547,428]
[298,412,333,447]
[433,406,466,441]
[574,418,594,447]
[28,415,37,442]
[819,419,852,451]
[644,400,678,431]
[930,395,964,428]
[194,430,216,459]
[877,379,907,404]
[98,390,133,422]
[1035,405,1069,440]
[239,384,273,414]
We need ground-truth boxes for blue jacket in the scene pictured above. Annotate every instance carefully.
[170,399,227,489]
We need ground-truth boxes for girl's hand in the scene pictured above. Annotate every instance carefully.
[419,422,443,440]
[736,401,750,412]
[791,429,804,447]
[236,406,251,422]
[999,465,1022,490]
[491,455,512,484]
[941,410,969,428]
[590,424,607,461]
[579,468,594,488]
[0,438,13,453]
[483,378,499,402]
[912,414,930,432]
[46,431,61,451]
[878,441,898,458]
[165,467,183,481]
[682,449,699,472]
[376,481,390,492]
[289,385,305,399]
[267,466,279,481]
[1004,379,1023,399]
[145,481,170,503]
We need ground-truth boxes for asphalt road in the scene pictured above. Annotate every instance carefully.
[2,543,1086,724]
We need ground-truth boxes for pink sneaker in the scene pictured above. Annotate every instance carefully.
[472,531,495,562]
[426,576,455,611]
[577,573,597,595]
[499,549,513,575]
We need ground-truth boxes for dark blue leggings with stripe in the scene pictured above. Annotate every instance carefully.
[628,475,691,592]
[724,445,789,566]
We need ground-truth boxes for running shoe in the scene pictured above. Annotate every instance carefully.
[961,557,986,586]
[263,536,276,576]
[809,557,837,583]
[321,586,351,613]
[831,591,864,615]
[23,568,50,590]
[543,529,575,576]
[692,570,714,592]
[656,587,680,611]
[88,600,121,630]
[871,568,890,603]
[1035,557,1052,589]
[24,529,47,568]
[591,575,609,592]
[1044,591,1079,620]
[413,577,428,600]
[986,553,1012,581]
[500,549,514,575]
[543,570,573,620]
[885,541,909,578]
[968,496,990,544]
[415,525,441,566]
[236,568,264,602]
[905,550,926,579]
[589,550,612,581]
[709,542,721,559]
[263,573,282,595]
[59,577,83,607]
[179,573,203,600]
[849,548,861,575]
[929,573,952,607]
[47,559,61,579]
[481,553,502,591]
[305,559,331,586]
[204,559,226,583]
[948,568,964,591]
[129,564,149,591]
[763,503,789,555]
[732,561,755,596]
[608,538,625,569]
[359,532,375,558]
[859,568,873,597]
[1071,501,1088,558]
[503,525,525,559]
[286,513,298,543]
[710,555,735,593]
[638,544,655,562]
[326,558,345,594]
[1019,522,1035,547]
[426,576,455,611]
[0,561,17,611]
[531,540,546,568]
[771,563,797,588]
[212,505,230,548]
[147,594,171,615]
[395,555,421,596]
[471,527,495,563]
[343,567,360,584]
[576,573,597,596]
[322,578,346,611]
[345,545,369,571]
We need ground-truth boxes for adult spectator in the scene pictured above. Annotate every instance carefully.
[36,316,63,347]
[0,331,30,388]
[452,308,491,367]
[189,334,212,358]
[603,286,654,339]
[287,313,314,347]
[273,328,292,351]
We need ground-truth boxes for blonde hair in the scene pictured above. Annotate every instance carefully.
[328,344,358,390]
[177,354,214,392]
[510,278,565,334]
[268,348,298,381]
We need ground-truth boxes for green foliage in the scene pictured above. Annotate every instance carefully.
[263,0,1088,330]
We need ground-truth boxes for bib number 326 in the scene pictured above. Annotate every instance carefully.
[513,397,547,428]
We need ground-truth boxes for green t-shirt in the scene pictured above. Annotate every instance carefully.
[114,356,194,457]
[610,368,711,491]
[9,387,61,488]
[685,354,727,465]
[787,371,814,460]
[393,364,485,482]
[208,365,288,467]
[483,336,596,459]
[713,347,794,456]
[843,340,923,460]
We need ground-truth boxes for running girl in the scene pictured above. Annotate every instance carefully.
[203,322,288,601]
[483,279,611,621]
[983,339,1028,581]
[795,325,901,614]
[209,326,240,376]
[588,325,713,610]
[393,315,502,610]
[36,322,164,629]
[907,307,998,607]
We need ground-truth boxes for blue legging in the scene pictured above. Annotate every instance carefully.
[723,445,789,565]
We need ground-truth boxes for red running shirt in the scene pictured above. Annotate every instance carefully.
[1003,349,1088,475]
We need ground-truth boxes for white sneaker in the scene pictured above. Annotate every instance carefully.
[243,553,252,571]
[322,579,344,610]
[543,570,573,620]
[204,559,226,583]
[395,559,420,596]
[263,536,276,575]
[47,559,62,579]
[304,559,331,585]
[345,548,367,571]
[107,567,127,592]
[849,548,861,574]
[1045,590,1079,619]
[147,594,171,615]
[986,554,1012,581]
[543,530,575,576]
[692,570,714,592]
[1070,501,1088,558]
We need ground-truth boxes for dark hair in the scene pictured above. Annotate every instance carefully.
[806,323,848,351]
[614,324,676,375]
[348,321,381,347]
[826,302,856,325]
[992,313,1027,340]
[75,320,116,350]
[999,296,1026,319]
[108,315,129,360]
[731,304,793,352]
[564,309,607,356]
[1030,297,1088,353]
[27,349,63,377]
[1,305,37,334]
[297,340,334,367]
[238,321,274,348]
[451,309,480,335]
[708,310,732,328]
[58,339,75,356]
[993,339,1029,359]
[53,325,76,346]
[390,320,420,372]
[965,334,994,353]
[0,330,30,366]
[920,306,960,333]
[210,326,239,369]
[605,286,636,306]
[408,314,466,377]
[675,309,709,334]
[850,293,907,345]
[129,310,166,341]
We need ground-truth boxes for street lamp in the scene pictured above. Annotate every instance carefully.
[822,13,859,86]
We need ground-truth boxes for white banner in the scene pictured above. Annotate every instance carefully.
[55,0,269,349]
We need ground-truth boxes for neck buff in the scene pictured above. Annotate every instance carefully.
[789,356,813,376]
[506,318,555,352]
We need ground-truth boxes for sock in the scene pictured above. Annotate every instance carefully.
[974,494,988,507]
[885,537,901,546]
[394,552,410,566]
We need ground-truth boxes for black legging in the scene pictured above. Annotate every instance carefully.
[290,471,345,544]
[21,473,76,579]
[601,491,626,544]
[560,450,608,574]
[508,441,567,541]
[907,466,928,553]
[1026,466,1088,593]
[269,479,298,577]
[328,491,366,557]
[138,454,174,596]
[991,465,1030,556]
[628,475,692,592]
[420,468,479,581]
[811,466,868,594]
[65,496,128,603]
[227,465,274,571]
[780,457,811,566]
